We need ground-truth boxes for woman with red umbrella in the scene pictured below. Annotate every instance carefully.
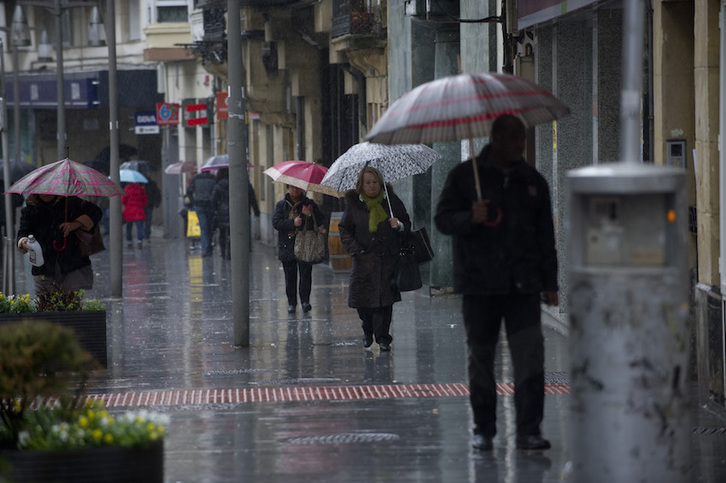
[16,194,102,295]
[272,184,326,314]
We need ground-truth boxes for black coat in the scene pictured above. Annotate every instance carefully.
[272,193,325,263]
[434,145,558,295]
[212,178,230,226]
[339,187,411,308]
[186,172,217,209]
[17,196,103,277]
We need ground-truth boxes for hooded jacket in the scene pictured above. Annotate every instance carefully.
[434,145,558,295]
[339,185,411,308]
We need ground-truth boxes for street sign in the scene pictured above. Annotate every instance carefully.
[182,99,208,127]
[134,111,159,135]
[156,102,180,126]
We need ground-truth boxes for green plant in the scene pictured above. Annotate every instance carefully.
[0,321,99,449]
[0,289,105,313]
[17,400,168,450]
[0,293,35,314]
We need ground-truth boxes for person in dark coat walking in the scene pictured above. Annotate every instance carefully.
[212,168,231,259]
[338,166,411,352]
[272,184,325,314]
[186,170,217,257]
[16,194,102,295]
[435,114,559,452]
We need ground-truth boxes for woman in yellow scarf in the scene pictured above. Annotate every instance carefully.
[339,167,412,351]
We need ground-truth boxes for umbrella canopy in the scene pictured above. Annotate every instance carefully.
[120,160,157,174]
[119,169,149,184]
[263,160,339,197]
[365,72,571,145]
[165,160,197,174]
[365,72,570,200]
[5,158,126,197]
[200,154,229,172]
[0,159,36,183]
[320,142,442,193]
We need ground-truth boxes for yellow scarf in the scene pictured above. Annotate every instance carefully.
[363,192,387,233]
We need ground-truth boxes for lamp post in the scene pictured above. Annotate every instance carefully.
[1,39,14,293]
[10,6,30,164]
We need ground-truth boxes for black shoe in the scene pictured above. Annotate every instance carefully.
[302,303,312,313]
[363,333,373,349]
[472,434,493,451]
[287,305,296,314]
[379,343,391,352]
[516,435,551,450]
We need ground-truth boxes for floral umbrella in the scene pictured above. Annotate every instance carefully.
[263,160,339,197]
[5,158,126,197]
[320,142,441,193]
[365,72,570,199]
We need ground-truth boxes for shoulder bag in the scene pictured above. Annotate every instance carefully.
[76,223,105,257]
[294,216,326,264]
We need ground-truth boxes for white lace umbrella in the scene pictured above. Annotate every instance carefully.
[321,142,442,215]
[365,72,570,199]
[321,142,441,193]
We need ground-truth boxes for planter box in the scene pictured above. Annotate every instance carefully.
[0,439,163,483]
[0,311,107,367]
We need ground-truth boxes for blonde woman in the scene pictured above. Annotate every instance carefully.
[339,167,411,351]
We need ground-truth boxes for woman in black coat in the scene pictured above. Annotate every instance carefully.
[272,184,325,314]
[17,194,103,295]
[338,166,411,351]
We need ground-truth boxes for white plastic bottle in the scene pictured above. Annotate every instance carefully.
[27,234,44,267]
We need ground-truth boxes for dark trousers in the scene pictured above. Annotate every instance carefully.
[462,293,545,439]
[218,223,230,259]
[282,260,312,306]
[357,305,393,345]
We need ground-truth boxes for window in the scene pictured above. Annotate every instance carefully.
[156,1,189,23]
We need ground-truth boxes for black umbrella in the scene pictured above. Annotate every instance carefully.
[0,159,36,182]
[95,144,138,163]
[120,160,158,174]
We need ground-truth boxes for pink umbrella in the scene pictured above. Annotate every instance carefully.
[365,72,570,199]
[263,160,339,197]
[164,160,197,174]
[5,158,126,197]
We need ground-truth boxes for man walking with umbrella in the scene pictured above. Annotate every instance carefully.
[435,114,559,452]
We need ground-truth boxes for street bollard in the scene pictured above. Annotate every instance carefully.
[567,163,691,482]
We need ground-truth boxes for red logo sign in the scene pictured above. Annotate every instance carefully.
[156,103,179,126]
[217,91,228,121]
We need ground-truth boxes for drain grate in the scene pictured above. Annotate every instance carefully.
[693,427,726,435]
[288,433,400,445]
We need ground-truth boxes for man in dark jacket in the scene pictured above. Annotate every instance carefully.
[186,170,217,257]
[435,115,559,452]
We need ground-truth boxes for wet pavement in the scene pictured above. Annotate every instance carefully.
[10,233,726,482]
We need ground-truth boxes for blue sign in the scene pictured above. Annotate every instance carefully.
[134,111,159,134]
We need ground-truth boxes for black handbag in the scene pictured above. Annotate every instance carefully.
[411,227,433,264]
[393,249,422,292]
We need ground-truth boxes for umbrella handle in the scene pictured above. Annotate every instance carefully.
[470,139,483,201]
[53,236,68,252]
[482,207,503,227]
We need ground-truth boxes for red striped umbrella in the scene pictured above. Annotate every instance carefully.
[5,158,126,197]
[365,72,570,200]
[263,160,339,197]
[365,72,570,145]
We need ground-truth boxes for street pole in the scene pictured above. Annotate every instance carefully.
[106,0,122,297]
[228,0,250,346]
[0,40,15,294]
[12,46,20,163]
[54,0,65,159]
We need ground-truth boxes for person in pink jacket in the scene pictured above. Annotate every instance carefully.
[122,182,148,248]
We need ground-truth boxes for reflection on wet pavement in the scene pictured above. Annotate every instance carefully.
[10,236,726,482]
